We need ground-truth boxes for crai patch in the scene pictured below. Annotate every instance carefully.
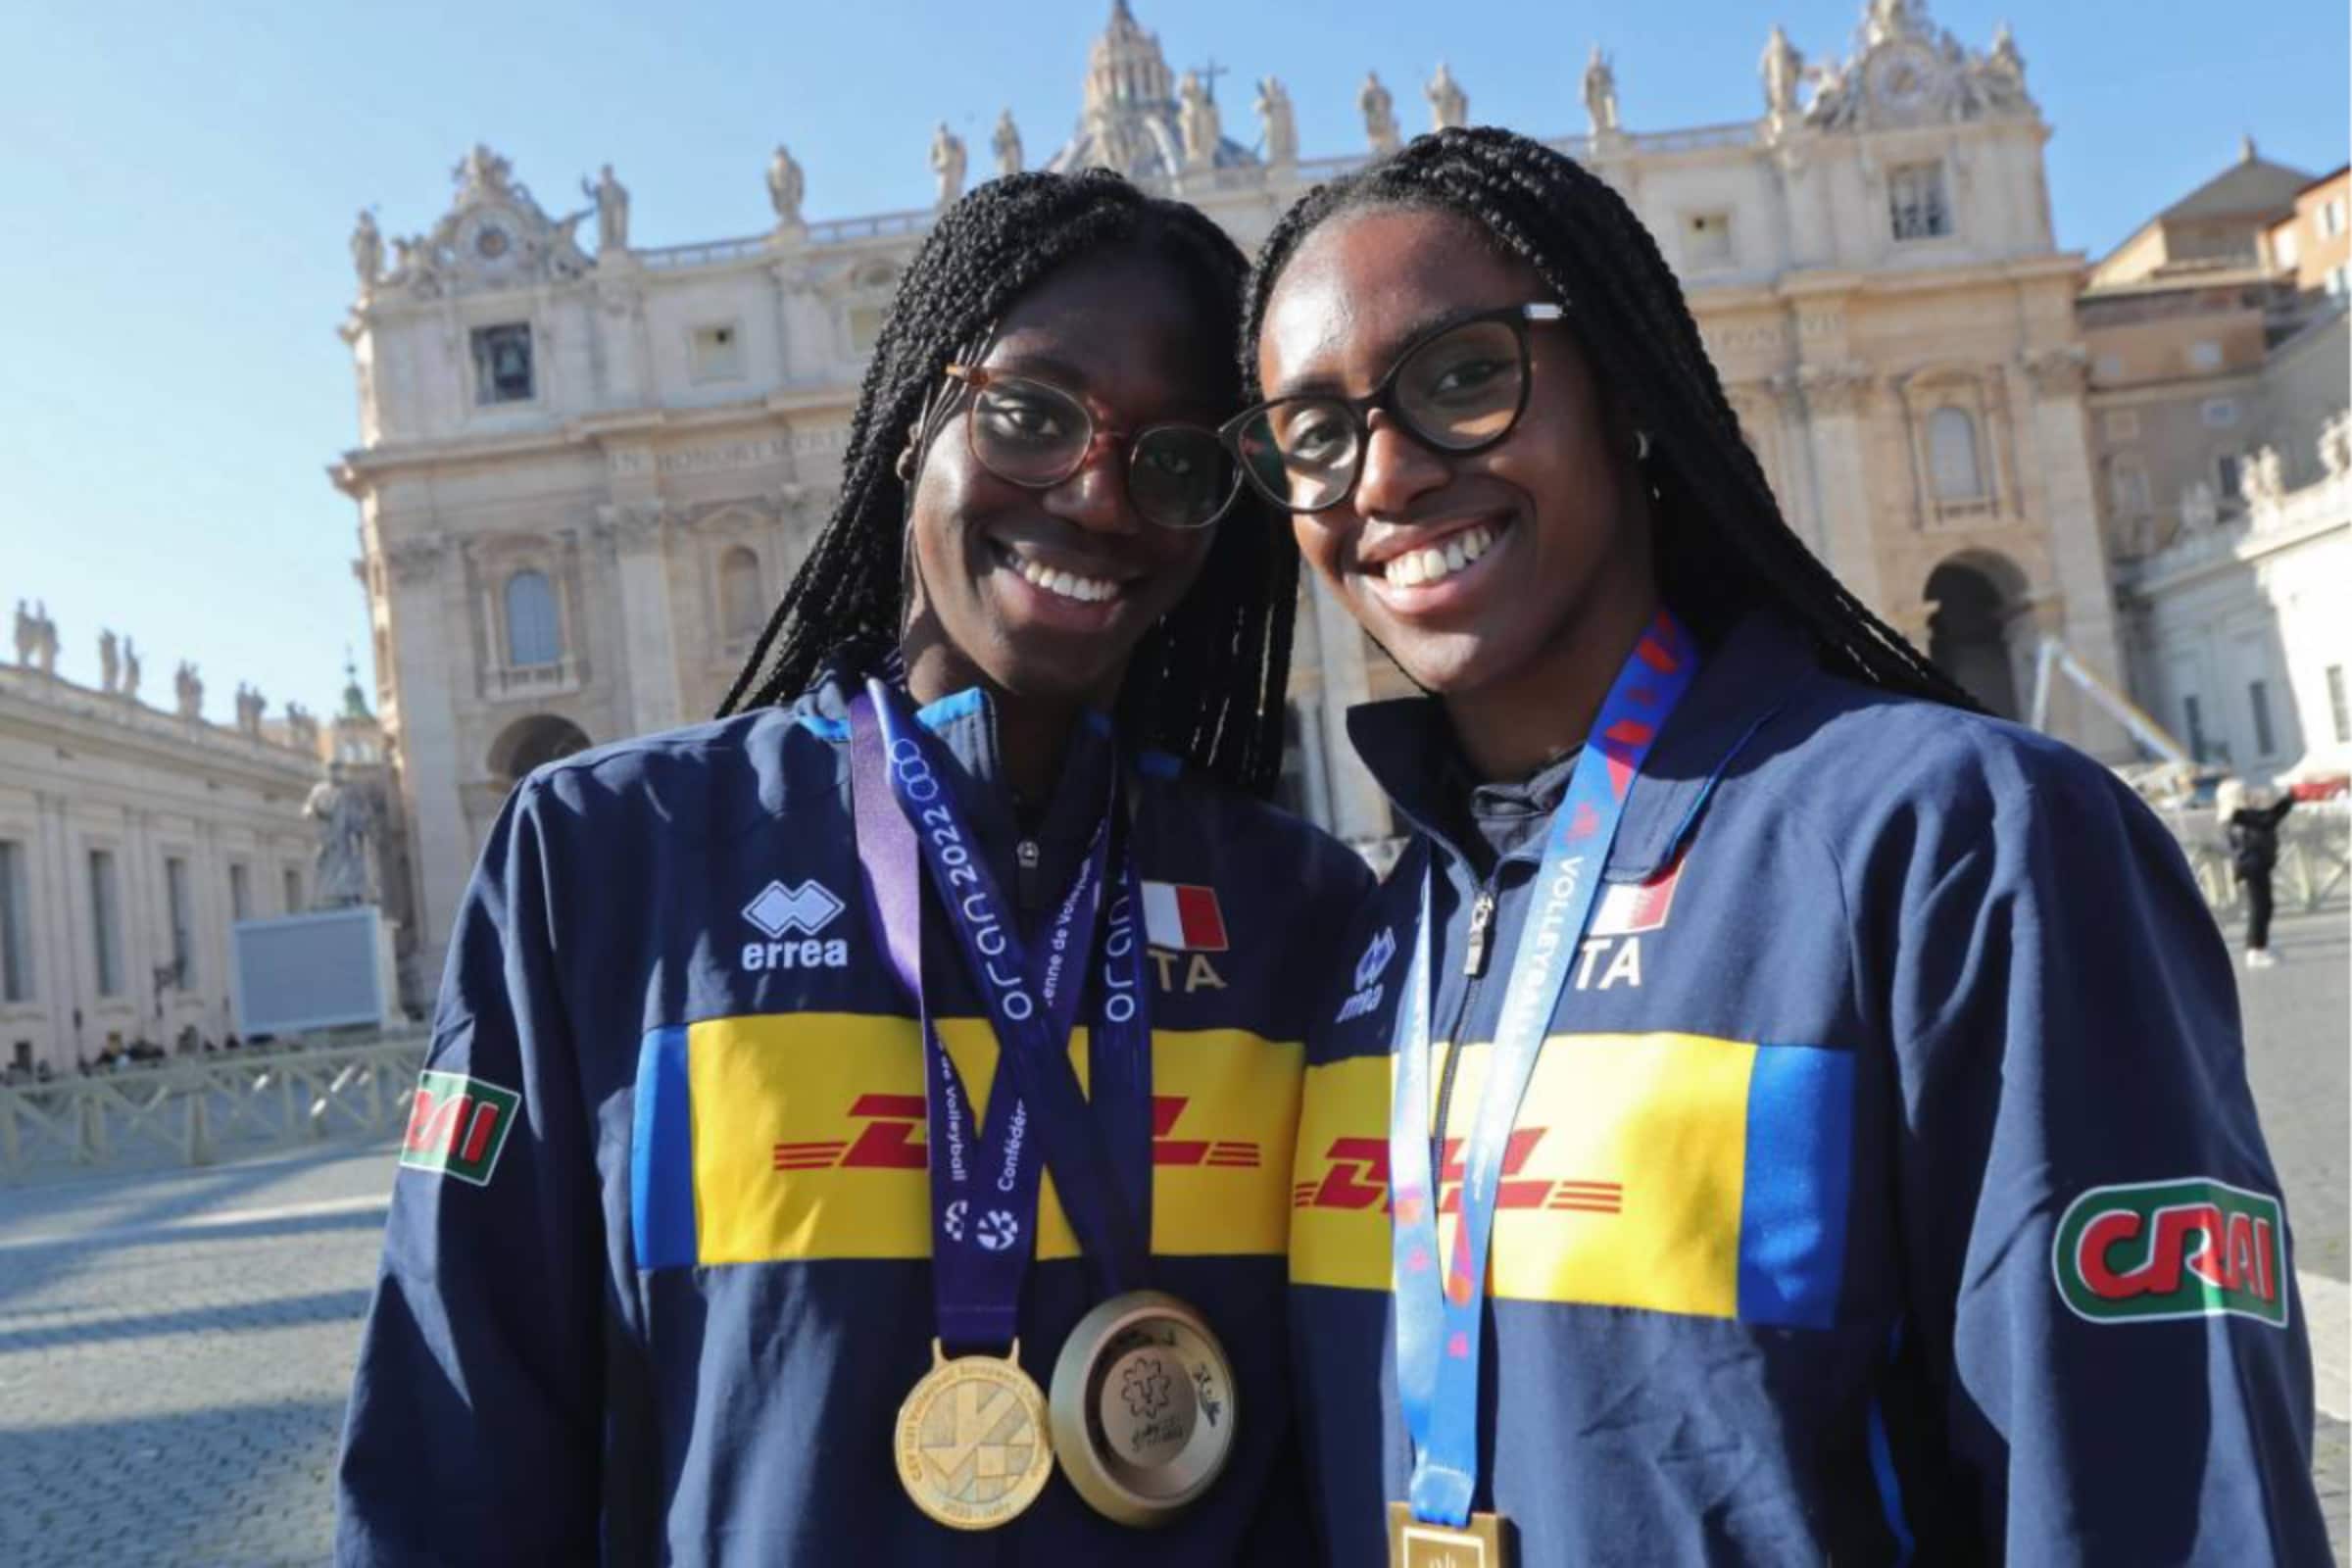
[2053,1176,2288,1328]
[399,1069,521,1186]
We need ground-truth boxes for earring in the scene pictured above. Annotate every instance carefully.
[1634,429,1652,463]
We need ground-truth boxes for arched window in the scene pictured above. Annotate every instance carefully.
[1927,407,1984,501]
[719,547,764,640]
[504,570,562,668]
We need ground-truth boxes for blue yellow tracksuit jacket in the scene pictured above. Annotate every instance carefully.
[1291,611,2329,1565]
[334,672,1371,1565]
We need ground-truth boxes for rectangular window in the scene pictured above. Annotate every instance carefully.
[689,322,744,382]
[847,305,888,356]
[283,865,303,914]
[2109,460,2150,515]
[2202,397,2239,429]
[2095,354,2126,382]
[2104,410,2140,441]
[1888,163,1951,241]
[2182,695,2208,763]
[165,856,194,987]
[2187,341,2224,372]
[0,842,29,1004]
[2274,226,2301,269]
[2217,453,2242,498]
[469,323,535,406]
[2328,663,2349,744]
[1682,211,1733,270]
[2328,264,2351,299]
[89,849,122,997]
[2322,198,2346,238]
[228,862,250,922]
[2248,680,2278,757]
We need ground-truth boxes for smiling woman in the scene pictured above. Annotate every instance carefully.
[334,170,1371,1568]
[1243,127,2328,1568]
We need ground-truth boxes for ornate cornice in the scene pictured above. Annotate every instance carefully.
[2020,344,2089,399]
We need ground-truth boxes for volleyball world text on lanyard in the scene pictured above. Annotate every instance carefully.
[849,682,1239,1532]
[1384,613,1697,1566]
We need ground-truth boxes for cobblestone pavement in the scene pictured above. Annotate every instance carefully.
[0,909,2342,1565]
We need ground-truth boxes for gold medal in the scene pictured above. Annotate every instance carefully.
[895,1339,1054,1531]
[1387,1501,1513,1567]
[1048,1291,1238,1527]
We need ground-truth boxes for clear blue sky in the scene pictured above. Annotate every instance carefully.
[2,0,2342,722]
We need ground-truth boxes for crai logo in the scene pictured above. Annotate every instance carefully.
[740,878,850,972]
[1336,926,1396,1024]
[400,1070,520,1186]
[2053,1176,2288,1328]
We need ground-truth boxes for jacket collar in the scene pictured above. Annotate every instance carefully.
[1347,610,1811,884]
[794,664,1119,904]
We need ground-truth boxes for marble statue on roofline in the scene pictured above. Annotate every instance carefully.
[583,165,630,252]
[1427,62,1468,131]
[930,123,967,209]
[1255,77,1297,166]
[767,145,806,226]
[993,110,1023,179]
[1585,46,1621,135]
[1359,71,1399,154]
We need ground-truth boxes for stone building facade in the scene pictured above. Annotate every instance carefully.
[0,644,322,1071]
[334,0,2128,989]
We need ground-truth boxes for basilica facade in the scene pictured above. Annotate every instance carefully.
[333,0,2127,989]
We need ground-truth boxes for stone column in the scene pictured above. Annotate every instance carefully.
[596,503,685,737]
[1305,575,1392,845]
[2022,346,2133,761]
[380,532,470,997]
[1794,366,1887,612]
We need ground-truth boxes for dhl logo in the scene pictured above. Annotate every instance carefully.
[1290,1128,1621,1217]
[772,1094,1262,1174]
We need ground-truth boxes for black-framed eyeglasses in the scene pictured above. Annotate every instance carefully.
[1220,303,1568,514]
[939,363,1244,532]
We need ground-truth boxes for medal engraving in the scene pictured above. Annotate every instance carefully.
[1051,1291,1237,1527]
[896,1341,1054,1530]
[1387,1502,1512,1568]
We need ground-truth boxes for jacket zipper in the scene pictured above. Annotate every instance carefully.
[1427,877,1500,1181]
[1015,837,1043,915]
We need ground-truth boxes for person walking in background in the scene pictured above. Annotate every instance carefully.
[2218,777,2297,968]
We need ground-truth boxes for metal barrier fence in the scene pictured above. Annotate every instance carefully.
[0,1034,428,1181]
[2160,799,2351,915]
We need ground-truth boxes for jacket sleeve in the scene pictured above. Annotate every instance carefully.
[335,778,606,1565]
[1872,745,2328,1564]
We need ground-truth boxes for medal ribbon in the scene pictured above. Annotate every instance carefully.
[850,682,1153,1348]
[1388,612,1698,1527]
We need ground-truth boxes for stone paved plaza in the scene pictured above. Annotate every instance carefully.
[0,911,2343,1565]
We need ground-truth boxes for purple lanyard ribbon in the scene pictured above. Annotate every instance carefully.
[1388,612,1699,1526]
[849,681,1153,1348]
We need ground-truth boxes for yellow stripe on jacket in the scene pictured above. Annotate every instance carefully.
[675,1013,1302,1266]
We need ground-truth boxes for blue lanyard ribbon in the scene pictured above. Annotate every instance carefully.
[1388,613,1699,1526]
[849,681,1153,1348]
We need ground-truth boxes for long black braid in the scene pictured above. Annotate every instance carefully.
[720,169,1298,797]
[1241,126,1978,709]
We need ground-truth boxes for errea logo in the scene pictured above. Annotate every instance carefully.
[1335,926,1396,1024]
[741,878,850,972]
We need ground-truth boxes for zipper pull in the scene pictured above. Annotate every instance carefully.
[1015,839,1041,869]
[1462,889,1496,978]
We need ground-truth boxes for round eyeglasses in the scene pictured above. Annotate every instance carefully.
[1220,303,1567,514]
[940,364,1244,532]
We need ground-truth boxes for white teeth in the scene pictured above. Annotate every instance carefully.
[1012,555,1118,604]
[1382,523,1497,589]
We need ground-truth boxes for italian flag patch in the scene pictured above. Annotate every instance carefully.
[1140,881,1228,952]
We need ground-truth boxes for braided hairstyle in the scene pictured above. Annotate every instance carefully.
[1241,125,1977,708]
[721,169,1298,796]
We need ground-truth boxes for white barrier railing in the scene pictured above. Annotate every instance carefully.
[0,1034,429,1180]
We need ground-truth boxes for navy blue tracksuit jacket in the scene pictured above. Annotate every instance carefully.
[335,675,1370,1564]
[1292,612,2329,1565]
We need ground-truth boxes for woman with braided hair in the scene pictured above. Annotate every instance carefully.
[1250,128,2325,1565]
[338,170,1367,1565]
